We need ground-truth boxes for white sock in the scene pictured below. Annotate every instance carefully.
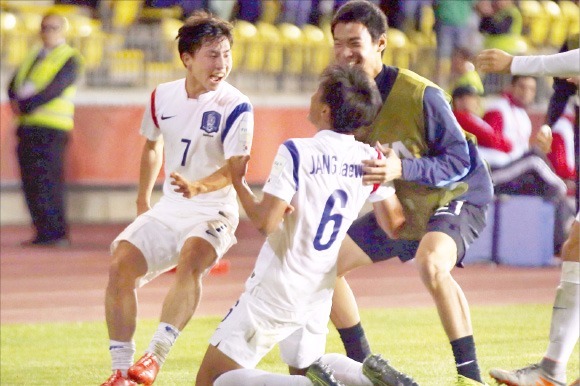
[545,262,580,366]
[109,340,135,376]
[146,322,180,366]
[319,353,373,385]
[214,369,312,386]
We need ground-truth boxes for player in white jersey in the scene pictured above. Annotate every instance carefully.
[100,12,253,386]
[477,47,580,386]
[196,64,416,386]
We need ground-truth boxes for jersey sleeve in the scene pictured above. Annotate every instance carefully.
[140,89,162,141]
[262,143,297,204]
[510,49,580,77]
[222,101,254,159]
[368,181,395,203]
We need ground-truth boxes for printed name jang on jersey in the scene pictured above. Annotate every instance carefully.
[309,154,364,178]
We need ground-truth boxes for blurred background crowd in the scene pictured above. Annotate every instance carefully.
[1,0,578,94]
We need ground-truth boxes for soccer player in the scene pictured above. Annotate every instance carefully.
[100,11,254,386]
[195,64,416,386]
[477,45,580,386]
[327,1,494,385]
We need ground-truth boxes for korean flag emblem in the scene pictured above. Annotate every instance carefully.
[201,111,221,134]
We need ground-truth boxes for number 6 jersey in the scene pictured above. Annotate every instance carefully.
[245,130,395,311]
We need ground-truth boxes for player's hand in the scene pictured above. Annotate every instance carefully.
[533,125,552,154]
[476,49,513,73]
[170,172,208,198]
[228,155,250,182]
[566,76,580,86]
[362,142,402,185]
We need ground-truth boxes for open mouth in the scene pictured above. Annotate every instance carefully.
[210,73,225,83]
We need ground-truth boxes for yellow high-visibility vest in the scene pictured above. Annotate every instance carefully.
[14,44,81,131]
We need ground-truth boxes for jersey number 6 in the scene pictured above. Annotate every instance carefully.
[313,189,348,251]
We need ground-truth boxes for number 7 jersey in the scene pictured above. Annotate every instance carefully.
[141,78,254,208]
[245,130,395,310]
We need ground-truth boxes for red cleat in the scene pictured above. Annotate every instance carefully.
[209,259,230,275]
[128,353,160,385]
[101,370,138,386]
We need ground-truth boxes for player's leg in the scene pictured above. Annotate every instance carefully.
[331,212,418,362]
[130,210,237,384]
[102,241,147,385]
[490,218,579,386]
[331,234,374,362]
[129,237,217,384]
[414,201,487,384]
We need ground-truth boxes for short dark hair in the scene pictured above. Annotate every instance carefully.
[331,0,388,42]
[319,64,382,134]
[452,85,479,99]
[177,10,233,56]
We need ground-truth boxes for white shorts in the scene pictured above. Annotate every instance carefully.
[111,198,238,287]
[209,291,330,370]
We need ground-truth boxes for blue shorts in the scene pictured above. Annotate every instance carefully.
[347,201,488,267]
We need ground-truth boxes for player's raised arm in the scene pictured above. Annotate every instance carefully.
[229,155,289,235]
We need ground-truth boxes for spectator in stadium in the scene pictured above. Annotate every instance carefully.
[476,0,523,54]
[476,44,580,386]
[451,85,511,151]
[448,46,484,96]
[327,1,494,385]
[7,12,82,247]
[196,63,415,386]
[433,0,478,88]
[99,11,254,386]
[481,75,575,255]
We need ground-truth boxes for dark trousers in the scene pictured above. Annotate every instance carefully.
[16,126,69,241]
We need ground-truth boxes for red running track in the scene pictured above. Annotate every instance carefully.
[0,222,561,324]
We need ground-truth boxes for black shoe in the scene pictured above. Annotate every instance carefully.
[21,237,71,248]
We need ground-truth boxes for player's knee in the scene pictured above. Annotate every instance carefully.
[415,253,452,290]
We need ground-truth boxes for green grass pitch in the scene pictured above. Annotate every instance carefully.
[1,304,578,385]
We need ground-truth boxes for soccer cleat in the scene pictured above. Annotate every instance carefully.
[306,360,346,386]
[362,354,419,386]
[127,353,160,385]
[456,374,488,385]
[489,363,565,386]
[101,370,138,386]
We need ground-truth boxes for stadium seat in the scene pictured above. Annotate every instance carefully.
[301,23,332,76]
[541,0,568,47]
[383,29,416,69]
[519,0,550,47]
[232,19,258,70]
[278,22,304,75]
[259,0,282,24]
[108,49,145,86]
[111,0,143,30]
[160,17,183,68]
[559,0,580,36]
[255,22,283,75]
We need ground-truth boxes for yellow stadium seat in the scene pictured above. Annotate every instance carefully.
[419,4,435,39]
[140,5,182,21]
[232,19,258,70]
[559,0,580,37]
[540,0,568,47]
[383,28,416,69]
[302,23,332,76]
[278,22,304,75]
[112,0,142,30]
[520,0,551,47]
[109,49,145,86]
[255,22,283,74]
[260,0,281,24]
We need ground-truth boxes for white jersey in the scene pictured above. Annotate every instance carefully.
[511,49,580,78]
[141,78,253,209]
[245,130,395,310]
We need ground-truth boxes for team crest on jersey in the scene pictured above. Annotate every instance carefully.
[201,111,221,134]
